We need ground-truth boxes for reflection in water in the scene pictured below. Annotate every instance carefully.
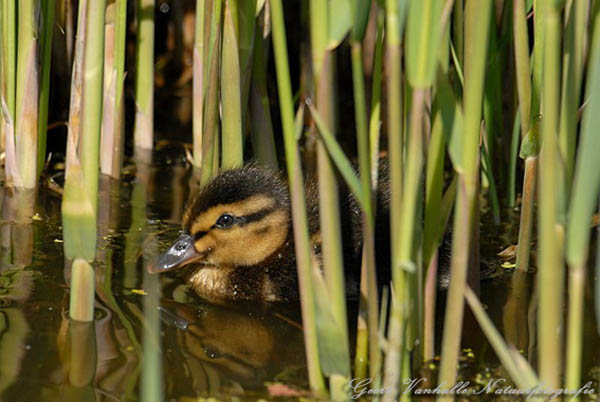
[502,269,530,354]
[0,189,35,398]
[158,299,305,396]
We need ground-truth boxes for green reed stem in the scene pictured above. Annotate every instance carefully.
[221,0,243,168]
[537,0,564,390]
[438,0,491,398]
[192,0,205,168]
[514,0,539,272]
[69,259,96,321]
[351,40,382,388]
[310,0,350,395]
[249,14,278,168]
[81,0,106,222]
[134,0,155,150]
[513,0,531,135]
[237,0,256,129]
[1,0,16,120]
[200,0,222,184]
[369,9,384,187]
[558,0,587,194]
[15,0,39,188]
[422,103,446,362]
[530,0,543,121]
[507,111,520,207]
[1,0,16,182]
[565,265,585,400]
[114,0,127,130]
[100,0,127,178]
[269,0,326,394]
[515,157,536,273]
[37,0,55,179]
[452,0,463,66]
[381,0,408,397]
[565,15,600,396]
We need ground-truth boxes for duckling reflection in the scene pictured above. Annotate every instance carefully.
[149,163,390,303]
[159,299,305,389]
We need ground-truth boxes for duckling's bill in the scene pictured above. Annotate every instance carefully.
[148,234,202,273]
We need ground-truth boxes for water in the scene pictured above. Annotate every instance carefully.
[0,146,598,401]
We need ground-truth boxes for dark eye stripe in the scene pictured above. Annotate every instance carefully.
[193,231,208,241]
[239,207,276,226]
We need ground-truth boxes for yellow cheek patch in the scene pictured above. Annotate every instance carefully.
[188,195,277,235]
[209,209,289,266]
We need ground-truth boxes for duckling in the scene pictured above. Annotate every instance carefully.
[149,163,391,303]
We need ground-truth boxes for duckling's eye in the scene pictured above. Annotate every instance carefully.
[215,214,235,229]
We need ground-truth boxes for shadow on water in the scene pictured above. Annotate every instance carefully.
[0,145,598,400]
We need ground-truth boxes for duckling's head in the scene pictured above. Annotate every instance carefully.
[149,165,293,301]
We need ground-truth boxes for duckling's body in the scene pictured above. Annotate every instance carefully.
[150,163,390,303]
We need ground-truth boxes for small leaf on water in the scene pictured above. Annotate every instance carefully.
[501,261,516,269]
[266,383,310,397]
[497,244,517,259]
[131,289,148,295]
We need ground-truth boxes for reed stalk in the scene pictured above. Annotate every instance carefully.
[384,1,442,399]
[438,0,491,398]
[269,0,325,394]
[515,156,536,273]
[249,10,278,168]
[349,0,380,388]
[14,0,39,189]
[100,0,127,178]
[369,8,384,187]
[452,0,463,66]
[564,13,600,396]
[381,0,408,396]
[69,259,96,321]
[422,99,446,361]
[80,0,106,230]
[422,4,451,362]
[531,0,544,120]
[559,0,587,194]
[220,0,243,167]
[192,0,205,167]
[200,0,222,184]
[354,6,384,383]
[353,43,380,384]
[134,0,155,150]
[537,0,564,390]
[309,0,350,397]
[237,0,256,129]
[63,0,106,321]
[513,0,537,273]
[1,0,16,166]
[37,0,55,179]
[507,112,520,207]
